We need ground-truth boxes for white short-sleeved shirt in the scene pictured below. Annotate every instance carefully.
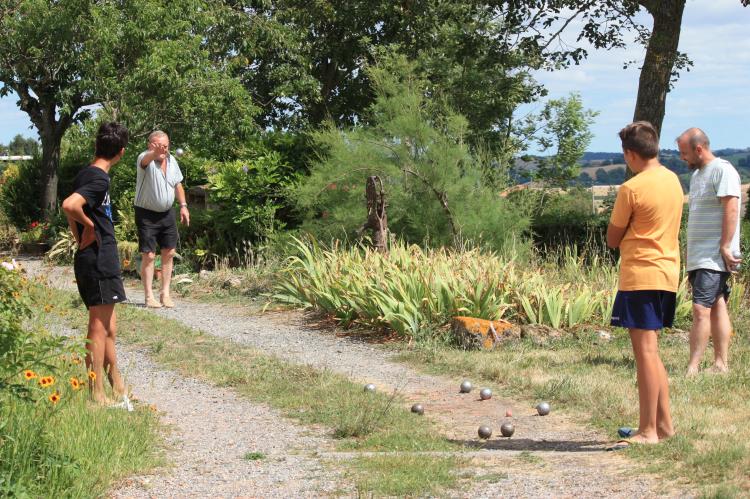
[687,158,741,272]
[134,152,184,213]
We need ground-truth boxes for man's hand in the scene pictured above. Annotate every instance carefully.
[720,246,742,272]
[179,205,190,226]
[79,224,98,249]
[144,140,168,164]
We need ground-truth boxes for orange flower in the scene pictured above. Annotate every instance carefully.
[38,376,55,388]
[48,391,61,405]
[12,291,19,299]
[122,259,131,268]
[44,304,53,313]
[88,370,96,381]
[70,377,81,390]
[23,370,37,380]
[71,356,81,365]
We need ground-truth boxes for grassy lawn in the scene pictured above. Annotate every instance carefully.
[41,286,465,496]
[395,322,750,497]
[1,283,162,498]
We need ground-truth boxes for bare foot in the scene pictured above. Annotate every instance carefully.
[657,429,675,441]
[626,433,660,445]
[703,364,728,375]
[686,365,700,377]
[90,394,118,406]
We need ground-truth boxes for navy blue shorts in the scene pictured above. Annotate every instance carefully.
[610,290,676,330]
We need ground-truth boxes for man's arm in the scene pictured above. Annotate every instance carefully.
[61,193,96,248]
[719,195,741,270]
[175,183,190,226]
[607,224,627,249]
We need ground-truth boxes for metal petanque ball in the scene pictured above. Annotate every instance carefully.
[536,401,551,416]
[479,388,492,400]
[174,147,185,157]
[364,383,376,393]
[478,425,492,439]
[500,422,515,437]
[411,403,424,415]
[460,380,473,393]
[733,250,742,270]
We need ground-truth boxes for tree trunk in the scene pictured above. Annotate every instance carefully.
[633,0,686,135]
[358,175,388,252]
[39,126,63,218]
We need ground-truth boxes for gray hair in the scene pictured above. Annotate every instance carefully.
[677,128,710,150]
[148,130,169,142]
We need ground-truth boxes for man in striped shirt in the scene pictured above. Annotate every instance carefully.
[678,128,741,375]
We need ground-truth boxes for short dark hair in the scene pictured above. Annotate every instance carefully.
[618,121,659,159]
[95,122,129,159]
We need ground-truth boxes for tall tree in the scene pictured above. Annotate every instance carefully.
[0,0,256,217]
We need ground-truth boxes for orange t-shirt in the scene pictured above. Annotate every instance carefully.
[610,165,684,292]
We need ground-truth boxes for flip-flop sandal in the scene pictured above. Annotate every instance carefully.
[606,440,633,451]
[618,427,637,438]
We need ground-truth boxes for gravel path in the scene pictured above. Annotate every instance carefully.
[28,259,686,497]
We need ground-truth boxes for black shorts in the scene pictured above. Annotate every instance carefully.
[688,269,731,308]
[74,248,127,309]
[135,206,178,254]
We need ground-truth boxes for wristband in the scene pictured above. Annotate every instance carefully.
[179,203,188,208]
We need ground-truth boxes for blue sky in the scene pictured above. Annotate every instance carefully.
[1,0,748,152]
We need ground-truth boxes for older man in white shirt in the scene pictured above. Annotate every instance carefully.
[134,130,190,308]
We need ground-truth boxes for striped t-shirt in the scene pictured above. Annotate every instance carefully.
[686,158,741,272]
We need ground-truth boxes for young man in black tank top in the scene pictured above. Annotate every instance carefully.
[62,122,130,406]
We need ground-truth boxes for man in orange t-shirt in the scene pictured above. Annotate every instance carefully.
[606,121,683,450]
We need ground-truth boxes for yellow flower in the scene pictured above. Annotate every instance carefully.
[48,391,61,405]
[88,370,96,381]
[23,370,37,381]
[39,376,55,388]
[71,356,81,365]
[70,377,81,390]
[44,304,53,313]
[12,291,19,299]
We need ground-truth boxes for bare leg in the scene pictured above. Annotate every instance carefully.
[628,328,667,444]
[655,355,675,439]
[687,303,711,375]
[102,306,125,395]
[141,252,159,305]
[160,247,176,301]
[87,305,115,404]
[709,296,731,372]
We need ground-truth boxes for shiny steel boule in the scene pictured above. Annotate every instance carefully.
[364,383,376,393]
[411,403,424,415]
[536,401,551,416]
[479,388,492,400]
[174,147,185,157]
[460,380,473,393]
[478,425,492,439]
[500,422,515,437]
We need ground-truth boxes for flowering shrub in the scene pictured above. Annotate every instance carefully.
[0,262,70,401]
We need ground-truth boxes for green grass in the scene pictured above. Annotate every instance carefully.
[347,454,465,496]
[243,451,266,461]
[41,287,465,496]
[0,365,162,498]
[395,325,750,493]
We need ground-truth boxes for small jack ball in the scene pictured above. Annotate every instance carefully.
[500,422,515,437]
[478,425,492,439]
[411,403,424,415]
[364,383,376,393]
[460,380,473,393]
[479,388,492,400]
[536,402,551,416]
[505,408,513,418]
